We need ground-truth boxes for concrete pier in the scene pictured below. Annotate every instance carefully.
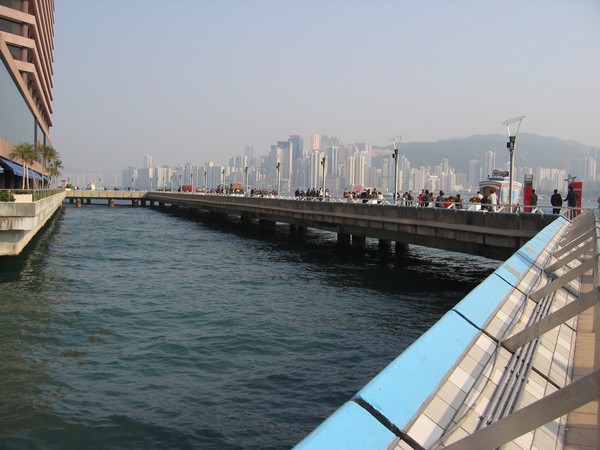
[146,193,558,260]
[0,191,66,255]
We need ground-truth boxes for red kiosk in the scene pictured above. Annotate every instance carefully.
[523,174,533,212]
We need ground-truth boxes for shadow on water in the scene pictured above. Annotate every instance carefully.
[156,205,500,299]
[0,209,68,442]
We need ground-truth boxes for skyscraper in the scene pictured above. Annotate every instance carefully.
[483,151,496,178]
[0,1,54,148]
[289,135,303,161]
[0,0,55,185]
[311,134,320,152]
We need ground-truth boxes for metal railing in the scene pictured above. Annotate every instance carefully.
[442,210,599,449]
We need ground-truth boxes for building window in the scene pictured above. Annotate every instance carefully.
[0,0,23,10]
[6,43,21,60]
[0,17,22,35]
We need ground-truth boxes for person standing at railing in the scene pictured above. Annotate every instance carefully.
[454,194,463,209]
[551,189,563,215]
[489,189,498,212]
[529,189,538,212]
[566,186,577,219]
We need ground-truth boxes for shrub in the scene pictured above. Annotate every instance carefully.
[0,190,14,202]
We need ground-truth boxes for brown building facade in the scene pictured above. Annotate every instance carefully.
[0,0,55,185]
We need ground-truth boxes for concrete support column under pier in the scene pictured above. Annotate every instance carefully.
[259,219,276,231]
[379,239,391,251]
[76,199,82,208]
[352,235,366,249]
[338,233,351,246]
[132,199,139,207]
[395,241,409,254]
[108,199,115,208]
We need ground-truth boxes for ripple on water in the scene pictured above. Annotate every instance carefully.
[0,205,499,449]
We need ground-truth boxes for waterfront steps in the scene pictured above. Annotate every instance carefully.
[294,211,598,449]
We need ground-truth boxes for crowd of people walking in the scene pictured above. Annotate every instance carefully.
[283,185,585,217]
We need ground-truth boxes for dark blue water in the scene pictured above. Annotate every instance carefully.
[0,202,499,449]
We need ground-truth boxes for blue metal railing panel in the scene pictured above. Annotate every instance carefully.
[492,252,534,287]
[517,216,568,264]
[292,401,396,450]
[453,272,514,327]
[351,311,477,431]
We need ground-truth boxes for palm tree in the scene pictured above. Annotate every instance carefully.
[38,144,57,188]
[48,159,63,188]
[9,142,39,189]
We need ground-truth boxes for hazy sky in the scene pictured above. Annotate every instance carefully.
[52,0,600,175]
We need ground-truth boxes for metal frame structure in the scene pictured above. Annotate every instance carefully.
[443,211,599,449]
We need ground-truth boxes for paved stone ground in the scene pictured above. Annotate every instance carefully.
[565,298,597,449]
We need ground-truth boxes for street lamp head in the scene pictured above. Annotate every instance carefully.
[502,115,526,138]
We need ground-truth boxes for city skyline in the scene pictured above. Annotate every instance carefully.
[61,132,596,199]
[51,1,600,175]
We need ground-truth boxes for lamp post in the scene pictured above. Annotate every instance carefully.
[221,168,225,192]
[502,116,525,211]
[244,164,249,196]
[131,176,134,190]
[190,172,194,192]
[320,155,326,197]
[391,135,403,204]
[204,169,207,192]
[276,161,281,196]
[179,172,182,191]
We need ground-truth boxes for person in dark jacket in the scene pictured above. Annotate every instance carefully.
[550,189,562,215]
[565,186,577,218]
[529,189,538,211]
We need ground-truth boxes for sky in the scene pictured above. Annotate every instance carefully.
[51,0,600,176]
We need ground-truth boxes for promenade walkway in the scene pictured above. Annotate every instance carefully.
[294,211,599,449]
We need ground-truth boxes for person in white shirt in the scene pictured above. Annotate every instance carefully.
[489,190,498,211]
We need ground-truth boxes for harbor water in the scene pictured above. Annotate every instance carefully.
[0,202,499,449]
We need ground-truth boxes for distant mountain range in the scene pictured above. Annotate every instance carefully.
[375,134,597,175]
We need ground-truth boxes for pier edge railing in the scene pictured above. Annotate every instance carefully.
[442,211,598,448]
[293,211,598,450]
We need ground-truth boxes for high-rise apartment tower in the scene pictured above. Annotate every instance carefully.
[0,0,54,154]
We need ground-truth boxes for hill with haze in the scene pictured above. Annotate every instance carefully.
[377,134,597,175]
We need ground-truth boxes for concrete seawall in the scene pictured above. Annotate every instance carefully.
[0,191,66,255]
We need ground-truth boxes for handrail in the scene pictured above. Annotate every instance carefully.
[440,210,599,449]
